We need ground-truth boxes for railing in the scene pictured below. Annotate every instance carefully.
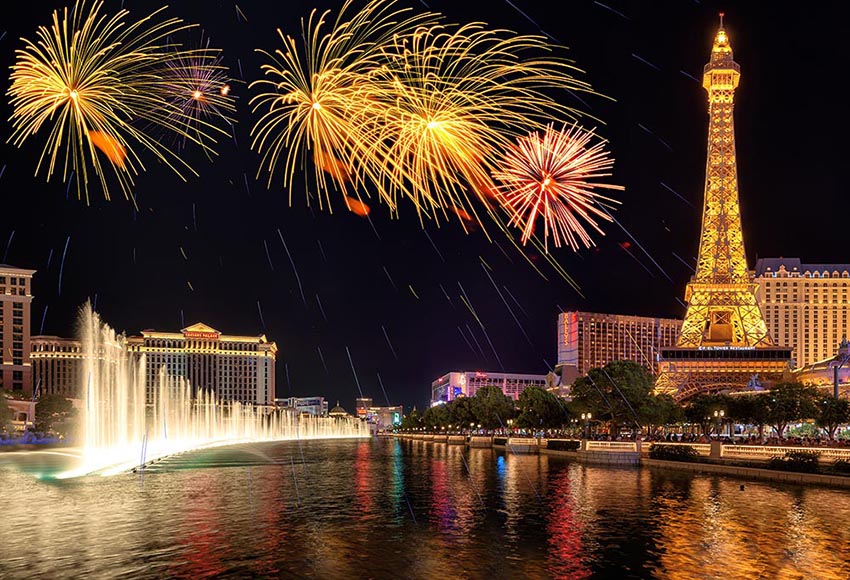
[507,437,539,446]
[649,442,712,456]
[586,441,638,452]
[722,445,850,462]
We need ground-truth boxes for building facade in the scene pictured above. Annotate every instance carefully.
[276,396,328,417]
[431,371,547,405]
[754,258,850,368]
[557,311,681,380]
[31,336,83,398]
[0,264,35,394]
[127,323,277,405]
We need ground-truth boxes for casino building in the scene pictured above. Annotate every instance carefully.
[127,322,277,406]
[431,371,547,406]
[0,264,35,394]
[31,335,83,398]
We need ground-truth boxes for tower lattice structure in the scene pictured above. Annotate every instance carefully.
[655,16,791,401]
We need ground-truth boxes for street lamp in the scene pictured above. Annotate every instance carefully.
[714,409,725,437]
[507,418,513,433]
[470,422,475,434]
[581,412,592,439]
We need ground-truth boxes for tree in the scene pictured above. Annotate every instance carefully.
[423,402,450,430]
[815,396,850,441]
[34,394,77,435]
[764,382,819,438]
[570,361,653,432]
[0,398,14,435]
[516,386,568,429]
[471,386,516,430]
[726,394,771,439]
[684,394,726,436]
[448,396,476,430]
[639,394,683,433]
[400,408,424,431]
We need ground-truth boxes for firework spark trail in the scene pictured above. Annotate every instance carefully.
[638,123,674,151]
[132,248,136,264]
[317,346,329,375]
[65,172,75,200]
[632,53,661,71]
[458,451,486,509]
[92,293,98,311]
[408,285,420,300]
[257,300,267,331]
[620,243,655,277]
[422,230,445,263]
[465,324,488,360]
[237,58,244,80]
[0,164,5,179]
[438,284,455,309]
[235,4,248,22]
[2,231,14,263]
[503,0,542,31]
[376,372,391,406]
[46,248,54,269]
[0,31,6,42]
[192,203,198,231]
[675,297,687,309]
[345,346,365,399]
[39,305,49,334]
[58,236,70,296]
[458,282,504,369]
[672,251,696,273]
[180,309,185,328]
[492,240,515,264]
[382,266,398,291]
[315,294,328,322]
[263,239,274,271]
[680,69,700,83]
[381,325,398,359]
[285,362,293,395]
[602,207,673,283]
[593,1,630,19]
[179,247,189,260]
[661,182,694,207]
[290,457,302,508]
[317,240,327,262]
[243,173,251,196]
[480,263,534,347]
[457,326,477,355]
[277,228,308,307]
[502,285,530,319]
[601,368,642,427]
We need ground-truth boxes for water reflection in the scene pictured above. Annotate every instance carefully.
[1,439,850,578]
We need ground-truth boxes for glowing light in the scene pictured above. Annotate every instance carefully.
[493,124,622,251]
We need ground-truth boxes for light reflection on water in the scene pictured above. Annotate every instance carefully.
[1,438,849,579]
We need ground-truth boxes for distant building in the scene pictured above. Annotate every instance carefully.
[276,396,328,417]
[556,311,681,381]
[754,258,850,368]
[355,397,373,419]
[0,264,35,394]
[431,371,547,406]
[329,401,349,417]
[127,322,277,405]
[354,396,403,429]
[31,336,83,398]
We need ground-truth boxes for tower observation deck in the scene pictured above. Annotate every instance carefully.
[654,15,792,401]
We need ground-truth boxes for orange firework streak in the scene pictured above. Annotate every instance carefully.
[87,131,127,169]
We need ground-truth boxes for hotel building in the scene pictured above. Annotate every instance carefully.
[276,396,329,417]
[0,264,35,394]
[431,371,547,405]
[31,336,83,398]
[127,322,277,405]
[754,258,850,368]
[557,311,681,381]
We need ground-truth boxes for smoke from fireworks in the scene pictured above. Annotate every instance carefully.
[493,124,623,251]
[7,0,224,202]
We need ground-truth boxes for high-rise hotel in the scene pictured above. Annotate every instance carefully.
[556,311,681,382]
[0,264,35,394]
[754,258,850,368]
[127,323,277,406]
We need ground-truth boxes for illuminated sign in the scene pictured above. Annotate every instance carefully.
[183,331,220,340]
[697,346,755,351]
[392,412,401,425]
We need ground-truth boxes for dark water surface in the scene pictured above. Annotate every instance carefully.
[1,438,849,579]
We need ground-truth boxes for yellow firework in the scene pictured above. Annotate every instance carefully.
[7,0,218,202]
[250,0,436,211]
[493,124,623,251]
[361,23,594,229]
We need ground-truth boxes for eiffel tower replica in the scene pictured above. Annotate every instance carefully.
[655,15,792,402]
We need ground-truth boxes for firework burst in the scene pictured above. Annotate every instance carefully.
[493,124,623,251]
[162,32,236,156]
[7,0,218,202]
[250,0,436,210]
[361,22,594,229]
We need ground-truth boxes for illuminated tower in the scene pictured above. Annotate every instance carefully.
[655,16,792,401]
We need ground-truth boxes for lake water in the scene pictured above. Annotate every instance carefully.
[1,438,849,579]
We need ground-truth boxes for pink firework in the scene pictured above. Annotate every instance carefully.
[493,124,623,251]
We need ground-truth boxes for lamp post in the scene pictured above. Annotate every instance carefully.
[713,409,725,438]
[581,412,592,439]
[507,418,513,434]
[469,421,474,434]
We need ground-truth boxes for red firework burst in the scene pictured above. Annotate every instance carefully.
[493,124,623,251]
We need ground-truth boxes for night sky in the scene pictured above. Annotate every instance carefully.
[1,1,849,412]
